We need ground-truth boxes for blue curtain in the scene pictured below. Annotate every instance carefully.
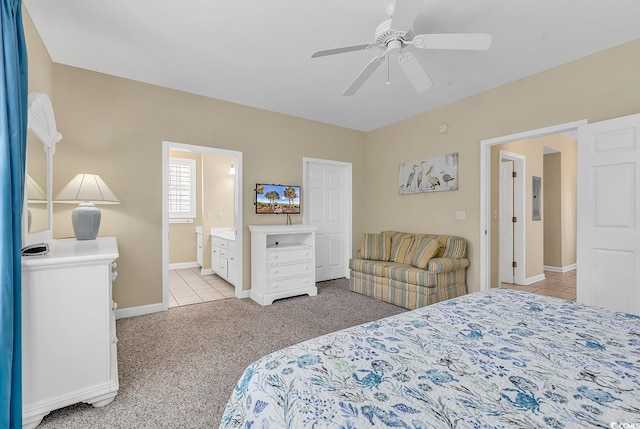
[0,0,27,427]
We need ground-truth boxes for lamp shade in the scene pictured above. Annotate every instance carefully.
[26,174,47,202]
[55,173,120,204]
[55,174,120,240]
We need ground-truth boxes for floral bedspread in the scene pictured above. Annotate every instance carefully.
[219,289,640,428]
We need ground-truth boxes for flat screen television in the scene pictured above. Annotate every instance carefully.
[255,183,301,214]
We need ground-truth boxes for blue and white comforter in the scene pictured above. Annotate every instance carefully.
[220,289,640,428]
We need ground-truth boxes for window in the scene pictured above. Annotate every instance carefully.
[168,157,196,221]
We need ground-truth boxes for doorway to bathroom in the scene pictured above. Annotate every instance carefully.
[161,141,243,310]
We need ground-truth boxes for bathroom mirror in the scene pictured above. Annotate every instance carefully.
[23,92,61,246]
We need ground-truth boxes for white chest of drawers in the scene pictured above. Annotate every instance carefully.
[21,237,119,428]
[249,225,317,305]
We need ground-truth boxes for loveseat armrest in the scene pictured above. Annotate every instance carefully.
[427,257,470,273]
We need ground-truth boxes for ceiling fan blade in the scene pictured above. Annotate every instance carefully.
[397,52,433,93]
[343,54,386,96]
[311,43,371,58]
[390,0,419,30]
[412,33,492,50]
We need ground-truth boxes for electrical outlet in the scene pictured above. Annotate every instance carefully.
[456,211,466,221]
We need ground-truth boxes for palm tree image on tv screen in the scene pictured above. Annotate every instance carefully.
[255,184,301,214]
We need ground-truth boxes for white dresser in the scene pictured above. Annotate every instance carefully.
[211,228,236,285]
[21,237,120,429]
[249,225,317,305]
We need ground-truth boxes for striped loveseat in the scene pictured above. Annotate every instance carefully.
[349,231,469,310]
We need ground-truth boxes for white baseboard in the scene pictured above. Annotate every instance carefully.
[169,262,200,270]
[200,268,214,275]
[116,303,164,319]
[240,289,250,299]
[544,264,577,273]
[523,273,546,285]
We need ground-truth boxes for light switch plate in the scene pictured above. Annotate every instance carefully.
[456,210,466,221]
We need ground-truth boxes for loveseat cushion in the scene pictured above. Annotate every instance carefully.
[359,232,390,261]
[388,232,414,264]
[441,236,467,258]
[385,264,468,288]
[349,259,400,276]
[410,236,440,269]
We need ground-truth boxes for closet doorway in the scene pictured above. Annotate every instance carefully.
[161,141,243,310]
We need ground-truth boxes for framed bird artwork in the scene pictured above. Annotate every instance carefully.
[399,153,458,195]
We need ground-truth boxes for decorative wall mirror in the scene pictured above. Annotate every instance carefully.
[23,92,61,246]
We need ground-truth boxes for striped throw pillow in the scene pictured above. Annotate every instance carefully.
[442,236,467,259]
[410,237,440,269]
[389,232,414,264]
[360,233,389,261]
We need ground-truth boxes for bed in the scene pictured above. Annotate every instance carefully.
[219,289,640,428]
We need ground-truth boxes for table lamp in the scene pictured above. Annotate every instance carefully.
[55,173,120,240]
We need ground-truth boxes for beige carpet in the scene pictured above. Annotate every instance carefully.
[37,279,406,428]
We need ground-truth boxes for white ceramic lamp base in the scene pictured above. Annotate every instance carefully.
[72,202,101,240]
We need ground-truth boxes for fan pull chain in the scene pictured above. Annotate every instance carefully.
[386,52,391,85]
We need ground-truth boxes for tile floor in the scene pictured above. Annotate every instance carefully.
[500,269,576,301]
[169,267,235,308]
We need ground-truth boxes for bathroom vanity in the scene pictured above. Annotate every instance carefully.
[210,227,236,285]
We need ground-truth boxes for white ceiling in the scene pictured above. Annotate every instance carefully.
[25,0,640,132]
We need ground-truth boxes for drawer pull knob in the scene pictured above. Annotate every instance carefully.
[273,255,278,259]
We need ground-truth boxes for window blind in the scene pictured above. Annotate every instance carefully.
[169,158,196,219]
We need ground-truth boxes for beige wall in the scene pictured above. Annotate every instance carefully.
[203,155,235,230]
[48,64,367,308]
[168,151,236,268]
[490,139,544,282]
[24,6,53,238]
[201,153,235,269]
[23,5,52,97]
[487,134,576,285]
[544,152,562,267]
[24,8,640,307]
[168,150,202,264]
[366,37,640,293]
[543,136,577,268]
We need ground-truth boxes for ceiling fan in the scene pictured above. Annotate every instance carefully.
[311,0,492,96]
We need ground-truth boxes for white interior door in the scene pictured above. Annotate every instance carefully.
[304,159,352,282]
[499,161,514,284]
[577,113,640,315]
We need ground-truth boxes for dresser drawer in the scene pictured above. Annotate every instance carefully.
[268,261,313,278]
[268,275,314,293]
[212,237,226,248]
[220,248,228,260]
[267,246,312,264]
